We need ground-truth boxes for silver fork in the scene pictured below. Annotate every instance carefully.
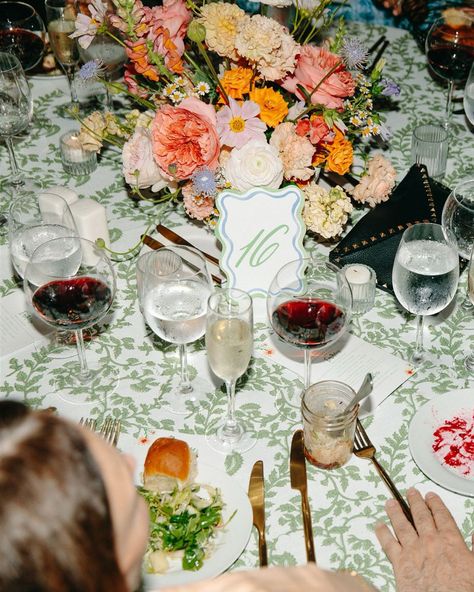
[353,419,414,526]
[79,417,121,447]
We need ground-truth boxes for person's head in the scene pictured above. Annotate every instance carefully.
[0,401,149,592]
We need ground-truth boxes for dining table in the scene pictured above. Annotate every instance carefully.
[0,22,473,592]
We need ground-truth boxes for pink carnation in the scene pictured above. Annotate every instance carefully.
[351,155,397,207]
[182,182,215,220]
[281,46,355,110]
[151,98,220,180]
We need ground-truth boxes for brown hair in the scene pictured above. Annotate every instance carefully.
[0,400,129,592]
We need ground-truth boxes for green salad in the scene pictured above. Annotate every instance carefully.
[138,483,225,573]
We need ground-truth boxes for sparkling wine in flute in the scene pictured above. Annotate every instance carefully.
[48,19,78,66]
[206,318,252,381]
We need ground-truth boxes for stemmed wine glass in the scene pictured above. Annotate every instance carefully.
[0,2,46,72]
[0,52,33,190]
[442,178,474,307]
[392,223,459,364]
[205,288,255,454]
[464,61,474,126]
[267,258,352,391]
[138,246,213,414]
[45,0,80,110]
[425,16,474,127]
[24,236,117,404]
[465,243,474,372]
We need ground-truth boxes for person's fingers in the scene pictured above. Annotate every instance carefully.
[424,492,465,541]
[375,521,401,565]
[385,498,418,545]
[407,488,436,536]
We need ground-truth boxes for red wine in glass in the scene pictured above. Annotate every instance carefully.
[0,29,45,71]
[427,45,474,85]
[272,299,346,348]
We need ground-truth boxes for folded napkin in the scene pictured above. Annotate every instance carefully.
[329,164,452,294]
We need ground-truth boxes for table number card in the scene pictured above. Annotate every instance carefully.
[215,186,307,302]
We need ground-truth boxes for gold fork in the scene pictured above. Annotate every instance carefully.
[79,417,121,447]
[353,419,414,526]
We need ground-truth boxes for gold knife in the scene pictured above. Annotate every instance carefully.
[248,460,268,567]
[156,224,220,266]
[290,430,316,563]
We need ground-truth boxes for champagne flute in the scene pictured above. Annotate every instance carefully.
[0,2,46,72]
[138,246,213,414]
[24,236,117,405]
[0,52,33,190]
[45,0,80,109]
[205,288,255,453]
[425,16,474,127]
[465,243,474,372]
[392,223,459,364]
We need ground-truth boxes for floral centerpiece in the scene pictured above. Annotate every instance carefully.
[73,0,399,239]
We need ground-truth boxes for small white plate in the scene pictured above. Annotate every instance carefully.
[408,389,474,496]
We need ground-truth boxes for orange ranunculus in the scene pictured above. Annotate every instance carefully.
[325,129,353,175]
[249,87,288,128]
[220,67,253,100]
[126,40,160,81]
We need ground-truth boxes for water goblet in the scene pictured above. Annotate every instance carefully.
[392,223,459,364]
[267,258,352,392]
[138,246,213,414]
[0,2,46,72]
[205,288,255,453]
[24,236,117,404]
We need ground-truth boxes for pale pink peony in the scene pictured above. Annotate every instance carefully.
[151,99,220,180]
[270,122,315,182]
[351,154,396,207]
[148,0,191,56]
[182,182,215,220]
[281,45,355,110]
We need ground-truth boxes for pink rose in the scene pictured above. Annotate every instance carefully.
[281,46,355,110]
[151,100,220,180]
[149,0,191,56]
[122,127,172,191]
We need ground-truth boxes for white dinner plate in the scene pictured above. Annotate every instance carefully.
[408,389,474,496]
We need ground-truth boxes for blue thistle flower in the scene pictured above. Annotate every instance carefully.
[340,38,368,70]
[78,59,104,82]
[191,168,217,197]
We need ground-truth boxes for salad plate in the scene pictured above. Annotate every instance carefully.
[408,389,474,497]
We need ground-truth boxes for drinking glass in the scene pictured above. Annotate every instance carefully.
[0,2,46,71]
[392,223,459,364]
[410,123,448,181]
[45,0,80,109]
[24,236,117,404]
[442,178,474,308]
[425,16,474,126]
[465,61,474,126]
[206,288,255,453]
[465,244,474,372]
[267,258,352,391]
[0,52,33,189]
[138,246,213,414]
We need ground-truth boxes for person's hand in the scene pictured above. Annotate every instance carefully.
[375,488,474,592]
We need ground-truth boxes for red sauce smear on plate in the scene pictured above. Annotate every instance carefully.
[432,410,474,478]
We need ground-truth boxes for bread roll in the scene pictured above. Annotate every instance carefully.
[143,437,196,492]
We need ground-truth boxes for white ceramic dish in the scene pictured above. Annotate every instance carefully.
[408,389,474,496]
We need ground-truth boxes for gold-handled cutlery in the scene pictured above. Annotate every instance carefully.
[248,460,268,567]
[353,419,414,526]
[156,224,220,266]
[290,430,316,563]
[79,417,121,447]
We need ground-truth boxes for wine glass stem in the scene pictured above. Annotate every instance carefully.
[445,80,454,127]
[178,344,192,394]
[104,71,113,111]
[304,348,311,390]
[223,379,239,436]
[4,136,23,186]
[413,315,424,364]
[75,329,92,381]
[65,66,79,107]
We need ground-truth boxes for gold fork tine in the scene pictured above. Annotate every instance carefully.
[112,419,121,447]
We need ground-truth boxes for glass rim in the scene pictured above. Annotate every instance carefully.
[412,123,448,143]
[27,235,109,267]
[207,287,253,315]
[1,1,39,18]
[451,178,474,212]
[302,379,358,421]
[0,51,23,73]
[143,244,207,281]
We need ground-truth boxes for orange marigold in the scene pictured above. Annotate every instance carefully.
[249,87,288,128]
[326,130,353,175]
[220,67,254,100]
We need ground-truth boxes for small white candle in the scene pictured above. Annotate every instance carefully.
[344,264,371,285]
[62,134,86,163]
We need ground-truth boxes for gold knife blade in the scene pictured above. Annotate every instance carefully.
[290,430,316,563]
[248,460,268,567]
[156,224,220,266]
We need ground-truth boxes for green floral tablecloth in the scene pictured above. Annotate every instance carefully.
[0,24,473,592]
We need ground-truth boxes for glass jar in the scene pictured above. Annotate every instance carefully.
[301,380,358,469]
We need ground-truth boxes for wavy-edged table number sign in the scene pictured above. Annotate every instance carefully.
[215,186,307,303]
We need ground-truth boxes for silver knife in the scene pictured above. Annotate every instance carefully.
[248,460,268,566]
[290,430,316,563]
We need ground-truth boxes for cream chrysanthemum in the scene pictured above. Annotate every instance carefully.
[303,184,353,239]
[270,122,315,182]
[199,2,248,61]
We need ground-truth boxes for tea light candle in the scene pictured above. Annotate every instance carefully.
[62,134,84,162]
[342,264,376,315]
[344,264,371,285]
[60,130,97,176]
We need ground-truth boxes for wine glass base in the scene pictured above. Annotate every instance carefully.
[163,376,214,415]
[206,425,256,454]
[52,360,119,405]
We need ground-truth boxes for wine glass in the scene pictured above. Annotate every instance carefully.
[0,2,46,71]
[45,0,80,110]
[392,223,459,364]
[24,236,117,405]
[465,243,474,372]
[464,61,474,126]
[138,246,213,414]
[0,52,33,190]
[425,16,474,127]
[205,288,255,454]
[267,258,352,391]
[442,178,474,308]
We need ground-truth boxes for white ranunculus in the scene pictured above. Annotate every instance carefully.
[223,139,283,192]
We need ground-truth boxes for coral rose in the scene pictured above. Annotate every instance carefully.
[281,45,355,110]
[249,87,288,127]
[151,98,220,180]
